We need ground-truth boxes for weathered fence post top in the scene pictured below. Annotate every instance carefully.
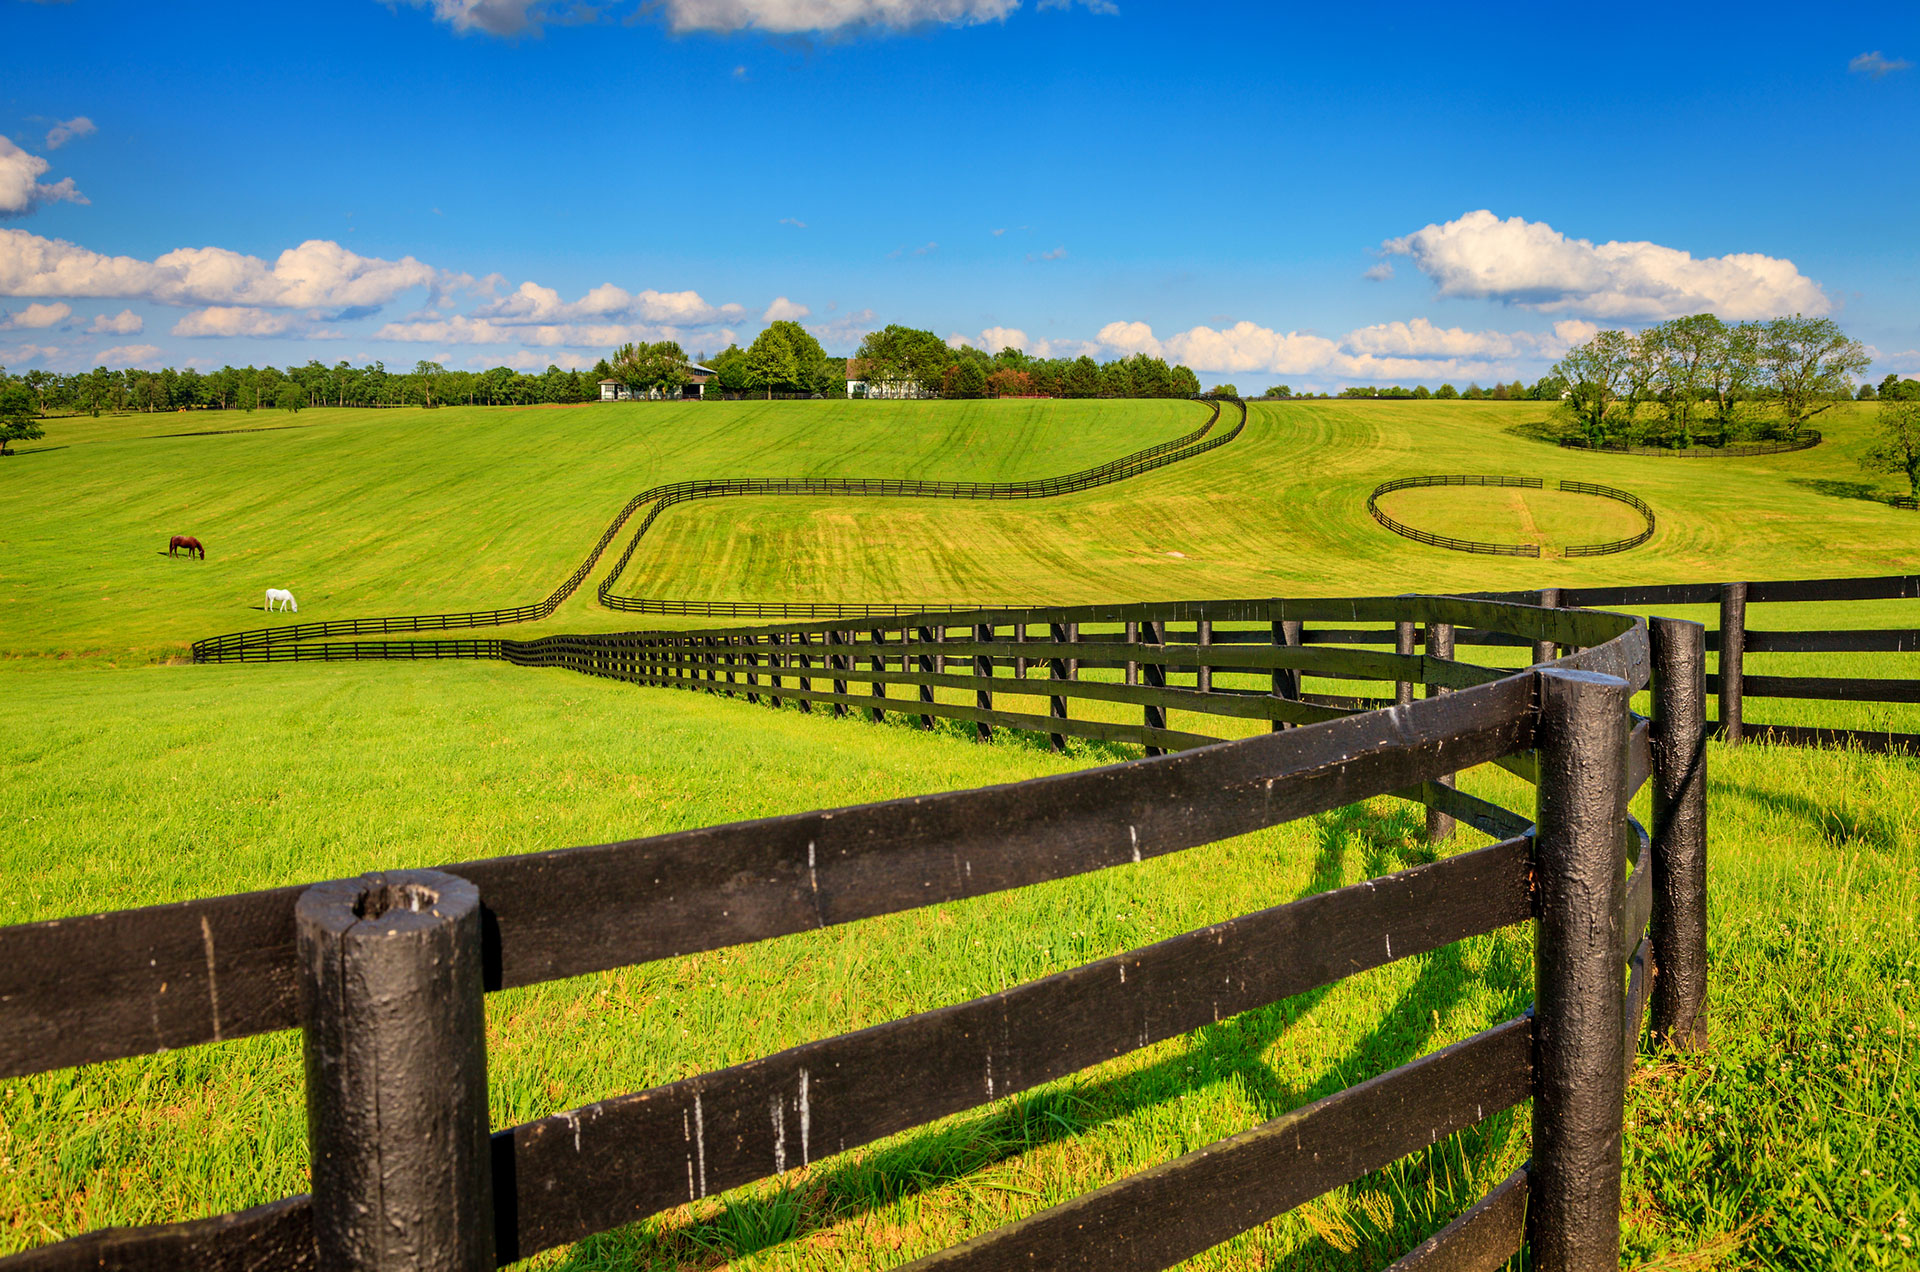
[297,869,494,1272]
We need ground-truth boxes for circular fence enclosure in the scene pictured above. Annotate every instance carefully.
[1366,475,1655,560]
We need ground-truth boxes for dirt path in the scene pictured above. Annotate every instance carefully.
[1505,489,1547,548]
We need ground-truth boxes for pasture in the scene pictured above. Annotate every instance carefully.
[0,397,1916,1269]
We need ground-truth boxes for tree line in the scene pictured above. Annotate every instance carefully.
[612,321,1206,400]
[1,359,613,417]
[1548,313,1873,448]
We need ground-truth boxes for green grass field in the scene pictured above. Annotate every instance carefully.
[1,398,1916,1269]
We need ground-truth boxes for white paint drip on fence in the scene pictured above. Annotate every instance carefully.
[798,1068,812,1166]
[199,916,223,1043]
[694,1092,708,1197]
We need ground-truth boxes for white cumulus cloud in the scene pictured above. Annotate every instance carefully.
[0,300,72,329]
[0,136,87,218]
[171,306,307,338]
[96,342,161,366]
[44,117,96,150]
[1340,317,1597,360]
[376,314,737,349]
[87,308,141,334]
[763,296,810,321]
[0,228,438,308]
[946,325,1030,354]
[1094,316,1601,383]
[1383,210,1828,321]
[473,279,744,326]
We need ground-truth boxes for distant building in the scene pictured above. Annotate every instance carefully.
[845,357,929,400]
[599,362,716,401]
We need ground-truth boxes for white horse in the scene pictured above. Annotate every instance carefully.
[265,588,298,613]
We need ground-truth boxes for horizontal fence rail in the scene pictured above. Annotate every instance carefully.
[1366,475,1656,559]
[1480,574,1920,756]
[0,594,1708,1272]
[191,397,1243,657]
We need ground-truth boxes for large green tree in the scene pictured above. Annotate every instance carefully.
[1644,313,1722,447]
[1758,315,1870,436]
[1551,329,1634,444]
[611,341,691,399]
[854,325,949,394]
[0,382,45,454]
[746,321,832,396]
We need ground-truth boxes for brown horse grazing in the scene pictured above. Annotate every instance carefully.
[168,535,205,560]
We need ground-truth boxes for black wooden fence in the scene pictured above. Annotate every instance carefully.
[3,595,1710,1272]
[189,398,1243,658]
[1365,476,1655,559]
[1506,574,1920,756]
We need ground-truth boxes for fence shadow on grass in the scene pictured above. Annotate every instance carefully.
[551,801,1516,1271]
[1717,779,1912,855]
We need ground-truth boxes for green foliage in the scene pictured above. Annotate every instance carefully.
[0,382,45,454]
[1876,373,1920,402]
[1551,330,1633,444]
[272,383,304,413]
[612,341,692,399]
[946,358,987,398]
[1758,314,1872,435]
[1434,383,1458,400]
[852,325,949,395]
[1262,385,1293,399]
[746,321,835,396]
[1859,398,1920,497]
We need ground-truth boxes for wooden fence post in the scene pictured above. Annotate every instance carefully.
[1125,621,1139,686]
[1015,622,1029,681]
[1534,587,1562,665]
[1718,581,1746,745]
[830,630,850,718]
[1530,668,1630,1272]
[1048,621,1073,753]
[917,625,937,731]
[974,622,994,742]
[1271,618,1301,732]
[297,870,492,1272]
[1425,621,1456,842]
[869,628,887,723]
[767,633,784,709]
[1649,617,1710,1051]
[744,635,760,704]
[1142,619,1167,756]
[1196,617,1213,695]
[1395,619,1416,707]
[796,632,813,713]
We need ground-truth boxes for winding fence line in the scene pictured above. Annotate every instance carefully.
[1557,430,1822,458]
[192,397,1244,658]
[1366,475,1656,559]
[3,595,1714,1272]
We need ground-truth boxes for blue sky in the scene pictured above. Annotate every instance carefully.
[1,0,1915,390]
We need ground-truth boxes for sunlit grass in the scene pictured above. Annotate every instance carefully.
[2,397,1917,1268]
[0,658,1914,1269]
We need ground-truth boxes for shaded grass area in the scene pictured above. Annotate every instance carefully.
[1,658,1914,1270]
